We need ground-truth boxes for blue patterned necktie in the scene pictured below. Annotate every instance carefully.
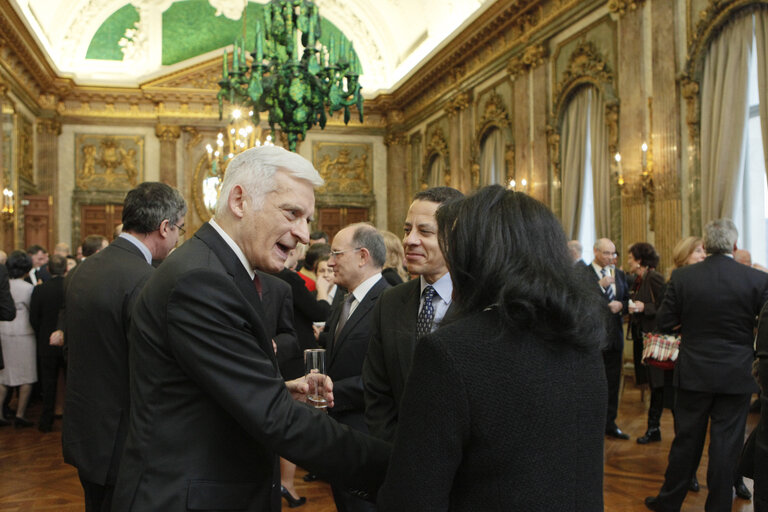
[416,285,437,339]
[601,268,615,301]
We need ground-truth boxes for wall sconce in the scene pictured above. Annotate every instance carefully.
[614,153,624,187]
[1,188,14,223]
[508,177,527,191]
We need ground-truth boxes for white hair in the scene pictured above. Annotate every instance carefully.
[215,146,324,217]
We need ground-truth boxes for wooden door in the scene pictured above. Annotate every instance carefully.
[315,207,369,242]
[81,204,123,240]
[23,194,53,252]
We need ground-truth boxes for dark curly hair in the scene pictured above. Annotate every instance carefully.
[628,242,660,269]
[6,250,33,279]
[436,185,605,349]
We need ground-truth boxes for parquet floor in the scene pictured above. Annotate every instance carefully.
[0,384,759,511]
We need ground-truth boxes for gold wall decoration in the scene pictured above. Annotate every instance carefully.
[422,126,450,187]
[17,115,34,183]
[443,91,471,117]
[607,0,647,16]
[75,135,144,191]
[553,40,615,106]
[313,143,373,196]
[507,44,547,79]
[384,132,408,146]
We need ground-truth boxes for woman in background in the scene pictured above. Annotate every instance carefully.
[0,251,36,427]
[378,185,607,511]
[380,230,408,285]
[626,242,666,444]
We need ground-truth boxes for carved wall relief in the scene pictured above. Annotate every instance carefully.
[470,92,514,188]
[422,126,450,188]
[74,135,144,191]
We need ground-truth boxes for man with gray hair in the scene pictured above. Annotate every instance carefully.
[112,147,389,511]
[62,182,186,512]
[320,222,390,512]
[646,219,768,512]
[568,239,586,267]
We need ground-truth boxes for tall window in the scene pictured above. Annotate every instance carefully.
[578,102,596,258]
[479,127,505,186]
[736,32,768,266]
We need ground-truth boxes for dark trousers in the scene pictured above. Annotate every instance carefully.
[648,386,664,428]
[38,355,65,429]
[602,347,623,428]
[329,410,377,512]
[78,471,114,512]
[655,388,751,512]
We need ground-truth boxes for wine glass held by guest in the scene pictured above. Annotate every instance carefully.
[625,242,667,445]
[377,185,608,512]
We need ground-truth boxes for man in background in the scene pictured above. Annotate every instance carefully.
[62,182,186,511]
[26,245,50,285]
[568,240,587,267]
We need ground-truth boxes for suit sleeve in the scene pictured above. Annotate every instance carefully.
[656,271,680,333]
[363,296,398,442]
[642,271,666,318]
[29,286,42,335]
[165,269,390,491]
[274,287,300,365]
[0,265,16,322]
[377,332,469,510]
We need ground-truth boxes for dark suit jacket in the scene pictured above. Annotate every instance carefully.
[256,271,298,369]
[583,263,629,351]
[628,269,665,335]
[377,308,606,511]
[29,275,65,358]
[0,264,16,369]
[754,301,768,509]
[273,267,331,379]
[112,223,390,512]
[319,276,390,433]
[363,278,456,442]
[657,254,768,393]
[62,237,154,485]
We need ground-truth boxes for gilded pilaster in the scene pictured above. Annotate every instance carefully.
[155,124,181,187]
[445,91,470,192]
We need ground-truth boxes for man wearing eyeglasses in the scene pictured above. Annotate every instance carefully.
[319,223,390,512]
[60,182,186,512]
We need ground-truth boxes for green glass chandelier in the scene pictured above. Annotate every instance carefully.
[217,0,364,152]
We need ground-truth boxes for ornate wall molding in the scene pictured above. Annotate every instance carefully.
[443,90,471,117]
[384,132,408,146]
[36,118,62,136]
[553,40,615,108]
[155,124,181,142]
[422,126,450,187]
[606,0,647,16]
[506,44,547,79]
[470,92,514,187]
[74,135,144,191]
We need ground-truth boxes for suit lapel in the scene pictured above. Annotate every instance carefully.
[398,279,421,378]
[329,277,386,367]
[194,223,275,366]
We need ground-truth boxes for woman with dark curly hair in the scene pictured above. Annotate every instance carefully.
[0,250,36,427]
[626,242,667,444]
[378,185,608,511]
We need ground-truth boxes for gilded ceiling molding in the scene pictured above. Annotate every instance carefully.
[506,43,547,80]
[606,0,647,16]
[443,90,471,117]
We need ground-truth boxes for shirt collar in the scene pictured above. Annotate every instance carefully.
[350,272,383,303]
[421,272,453,305]
[209,219,255,280]
[118,232,152,265]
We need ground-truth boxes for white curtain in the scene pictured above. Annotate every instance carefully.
[429,155,444,187]
[560,87,592,239]
[480,128,505,185]
[589,90,610,237]
[700,15,753,223]
[755,9,768,178]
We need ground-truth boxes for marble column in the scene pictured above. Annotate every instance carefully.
[155,124,181,187]
[385,128,408,232]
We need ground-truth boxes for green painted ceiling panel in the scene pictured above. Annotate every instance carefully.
[86,4,140,61]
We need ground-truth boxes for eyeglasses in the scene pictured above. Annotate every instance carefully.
[174,223,186,235]
[329,247,362,258]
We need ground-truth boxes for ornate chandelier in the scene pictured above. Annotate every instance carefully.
[217,0,363,152]
[203,107,273,213]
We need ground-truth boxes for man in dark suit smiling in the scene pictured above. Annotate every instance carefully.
[113,146,389,512]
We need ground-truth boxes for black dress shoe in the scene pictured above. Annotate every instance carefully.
[0,417,9,427]
[644,496,662,511]
[637,427,661,444]
[13,416,33,428]
[735,478,752,500]
[689,475,699,492]
[605,426,630,439]
[280,486,306,508]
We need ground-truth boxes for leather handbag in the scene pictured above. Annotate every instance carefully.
[641,332,680,370]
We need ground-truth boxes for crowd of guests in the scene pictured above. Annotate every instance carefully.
[0,144,766,512]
